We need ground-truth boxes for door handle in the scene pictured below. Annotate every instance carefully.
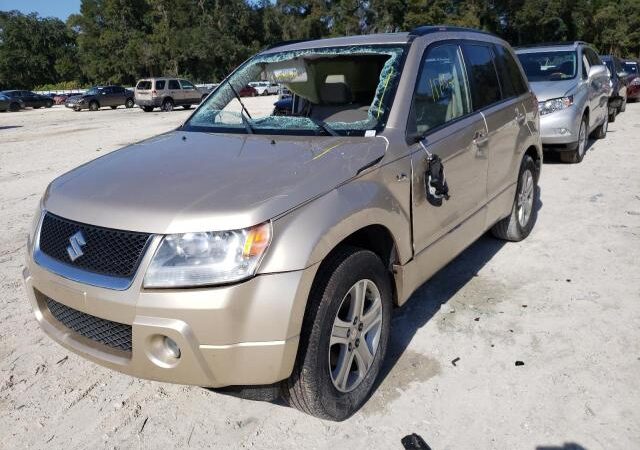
[473,131,489,146]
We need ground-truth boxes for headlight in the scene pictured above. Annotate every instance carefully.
[144,222,272,288]
[631,78,640,86]
[538,96,573,116]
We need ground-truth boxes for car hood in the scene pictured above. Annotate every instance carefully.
[44,131,387,234]
[529,79,578,101]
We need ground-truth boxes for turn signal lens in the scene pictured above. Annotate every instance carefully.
[243,223,272,257]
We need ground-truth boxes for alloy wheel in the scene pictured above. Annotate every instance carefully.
[517,169,534,227]
[329,279,383,393]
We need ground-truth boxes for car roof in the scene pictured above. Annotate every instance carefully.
[262,27,504,55]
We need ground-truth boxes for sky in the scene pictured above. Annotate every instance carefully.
[0,0,81,20]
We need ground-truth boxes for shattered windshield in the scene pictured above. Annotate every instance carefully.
[185,45,406,136]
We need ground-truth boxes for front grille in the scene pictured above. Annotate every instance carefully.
[39,213,151,278]
[45,296,132,352]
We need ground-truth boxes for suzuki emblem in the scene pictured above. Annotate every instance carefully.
[67,231,87,261]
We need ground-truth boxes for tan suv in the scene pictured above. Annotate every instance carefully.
[24,27,542,421]
[134,77,205,112]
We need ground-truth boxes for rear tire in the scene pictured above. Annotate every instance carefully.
[560,115,588,163]
[183,104,191,110]
[282,247,392,421]
[125,98,134,108]
[89,101,99,111]
[45,101,53,108]
[9,102,20,112]
[620,98,627,112]
[491,155,538,242]
[162,98,174,112]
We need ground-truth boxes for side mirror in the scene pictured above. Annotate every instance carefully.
[588,65,606,79]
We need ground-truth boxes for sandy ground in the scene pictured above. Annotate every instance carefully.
[1,100,639,450]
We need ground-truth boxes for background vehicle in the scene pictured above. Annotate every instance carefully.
[601,55,628,121]
[25,27,541,422]
[0,93,24,112]
[135,78,204,112]
[624,59,640,102]
[53,92,82,105]
[67,86,134,111]
[249,81,279,95]
[516,42,611,163]
[238,85,258,97]
[0,90,53,108]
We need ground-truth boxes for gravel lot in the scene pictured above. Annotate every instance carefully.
[1,102,639,449]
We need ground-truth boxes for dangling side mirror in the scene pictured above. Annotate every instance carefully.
[417,140,449,207]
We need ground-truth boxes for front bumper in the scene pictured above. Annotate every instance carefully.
[23,241,317,387]
[539,105,581,148]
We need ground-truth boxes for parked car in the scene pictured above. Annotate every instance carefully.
[239,85,258,97]
[249,81,279,95]
[623,59,640,102]
[53,92,82,105]
[135,78,205,112]
[601,55,628,122]
[0,93,24,112]
[66,86,134,111]
[516,42,611,163]
[0,90,53,109]
[24,26,542,421]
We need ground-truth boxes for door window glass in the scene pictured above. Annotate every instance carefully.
[168,80,180,90]
[155,80,166,90]
[463,44,502,110]
[494,45,528,97]
[410,44,471,135]
[180,80,195,90]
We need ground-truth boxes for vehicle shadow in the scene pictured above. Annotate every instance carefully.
[371,186,544,397]
[0,125,22,130]
[536,443,587,450]
[543,140,597,164]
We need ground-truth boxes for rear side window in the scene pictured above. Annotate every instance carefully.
[494,45,528,98]
[584,48,601,66]
[155,80,166,90]
[137,81,151,90]
[168,80,180,89]
[409,43,471,135]
[180,80,195,89]
[462,44,502,110]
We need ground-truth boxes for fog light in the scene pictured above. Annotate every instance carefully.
[163,336,181,359]
[558,128,570,135]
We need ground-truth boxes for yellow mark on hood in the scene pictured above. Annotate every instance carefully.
[311,142,343,161]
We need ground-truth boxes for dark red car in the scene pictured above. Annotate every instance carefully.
[624,59,640,101]
[238,85,258,97]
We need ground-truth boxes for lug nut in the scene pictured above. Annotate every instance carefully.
[358,323,363,331]
[352,317,358,325]
[347,329,351,337]
[348,343,353,352]
[355,338,360,348]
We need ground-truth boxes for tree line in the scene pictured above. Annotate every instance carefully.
[1,0,639,90]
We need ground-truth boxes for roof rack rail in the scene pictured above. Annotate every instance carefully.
[515,41,588,49]
[409,25,495,37]
[264,39,310,51]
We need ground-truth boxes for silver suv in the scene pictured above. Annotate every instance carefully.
[516,42,611,163]
[134,77,206,112]
[24,27,541,421]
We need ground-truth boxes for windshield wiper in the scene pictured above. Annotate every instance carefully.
[226,82,254,134]
[307,117,340,136]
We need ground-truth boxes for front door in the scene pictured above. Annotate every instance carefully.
[168,79,182,104]
[409,42,489,254]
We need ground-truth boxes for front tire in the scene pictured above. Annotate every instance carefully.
[282,247,392,421]
[45,101,53,108]
[110,105,117,109]
[9,102,20,112]
[183,104,192,110]
[491,155,538,242]
[125,98,134,108]
[142,106,154,112]
[560,115,588,163]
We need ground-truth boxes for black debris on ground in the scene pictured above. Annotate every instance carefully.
[451,357,460,367]
[515,361,525,367]
[401,433,432,450]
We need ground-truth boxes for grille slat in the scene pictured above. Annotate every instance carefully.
[39,213,151,278]
[45,296,132,352]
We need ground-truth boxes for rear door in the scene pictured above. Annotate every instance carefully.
[168,79,182,103]
[410,42,489,253]
[483,43,531,202]
[179,79,199,103]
